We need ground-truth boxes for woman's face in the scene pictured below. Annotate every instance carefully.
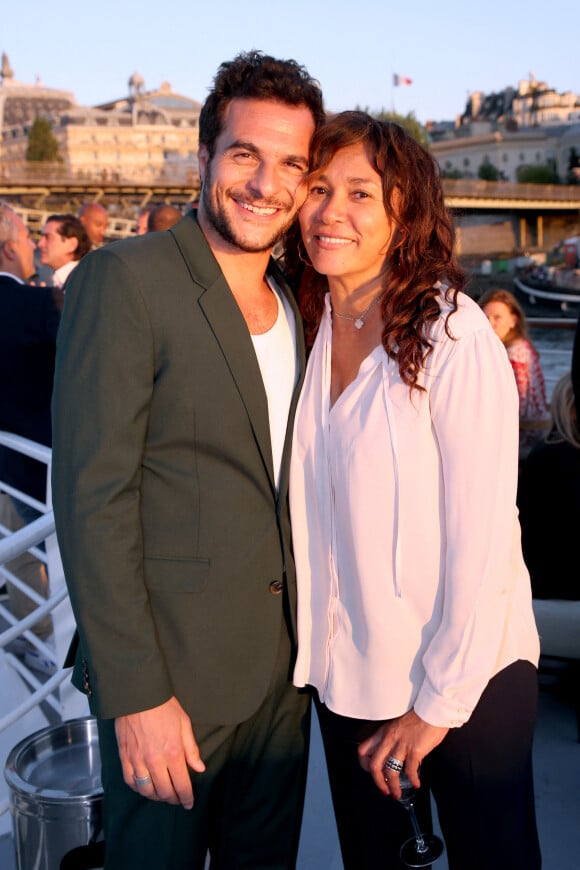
[482,300,517,342]
[299,142,394,289]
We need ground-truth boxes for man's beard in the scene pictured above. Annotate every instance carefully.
[201,171,295,254]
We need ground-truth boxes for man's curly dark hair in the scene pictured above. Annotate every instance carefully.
[199,50,325,158]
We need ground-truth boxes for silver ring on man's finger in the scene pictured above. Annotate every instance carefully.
[134,774,152,788]
[384,756,404,773]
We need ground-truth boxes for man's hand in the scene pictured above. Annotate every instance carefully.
[115,696,206,809]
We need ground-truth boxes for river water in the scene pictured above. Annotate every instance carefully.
[530,325,576,400]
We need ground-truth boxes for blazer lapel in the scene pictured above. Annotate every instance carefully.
[268,261,306,505]
[170,215,276,492]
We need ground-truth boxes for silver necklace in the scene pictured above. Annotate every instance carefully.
[332,291,383,330]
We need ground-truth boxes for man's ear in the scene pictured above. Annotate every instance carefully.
[2,239,16,263]
[198,145,209,184]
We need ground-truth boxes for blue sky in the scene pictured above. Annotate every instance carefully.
[3,0,578,124]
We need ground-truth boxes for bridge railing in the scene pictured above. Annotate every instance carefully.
[0,159,200,188]
[442,177,580,202]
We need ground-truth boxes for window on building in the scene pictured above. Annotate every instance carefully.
[463,158,470,167]
[503,153,509,163]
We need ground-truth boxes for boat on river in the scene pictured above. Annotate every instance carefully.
[514,271,580,312]
[514,238,580,312]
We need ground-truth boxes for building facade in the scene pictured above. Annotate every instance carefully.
[0,57,200,185]
[429,75,580,184]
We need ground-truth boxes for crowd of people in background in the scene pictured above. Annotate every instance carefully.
[0,195,190,654]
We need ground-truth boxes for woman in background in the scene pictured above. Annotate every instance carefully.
[480,288,549,458]
[288,112,540,869]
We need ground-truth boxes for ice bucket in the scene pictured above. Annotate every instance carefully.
[4,716,103,870]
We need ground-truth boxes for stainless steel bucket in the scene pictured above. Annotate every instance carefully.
[4,716,103,870]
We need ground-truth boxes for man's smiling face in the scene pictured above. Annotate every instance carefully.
[197,97,315,254]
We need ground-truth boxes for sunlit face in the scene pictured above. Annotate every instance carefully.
[482,300,517,342]
[37,221,77,269]
[197,98,315,253]
[80,206,107,245]
[299,142,394,288]
[136,211,150,235]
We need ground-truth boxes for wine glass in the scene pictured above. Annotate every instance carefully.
[397,769,444,868]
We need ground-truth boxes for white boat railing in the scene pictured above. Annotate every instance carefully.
[0,431,87,827]
[515,276,580,309]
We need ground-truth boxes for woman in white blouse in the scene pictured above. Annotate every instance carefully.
[286,112,541,869]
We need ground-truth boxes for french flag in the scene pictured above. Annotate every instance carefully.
[393,74,412,86]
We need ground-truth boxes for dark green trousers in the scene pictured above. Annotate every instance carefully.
[97,625,310,870]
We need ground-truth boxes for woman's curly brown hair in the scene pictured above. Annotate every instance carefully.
[284,111,466,391]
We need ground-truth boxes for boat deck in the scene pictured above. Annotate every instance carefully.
[1,661,578,869]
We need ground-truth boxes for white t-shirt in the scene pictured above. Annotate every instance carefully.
[251,279,297,489]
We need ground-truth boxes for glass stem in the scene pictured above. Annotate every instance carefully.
[407,804,429,855]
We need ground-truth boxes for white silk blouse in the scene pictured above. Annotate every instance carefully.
[290,291,540,728]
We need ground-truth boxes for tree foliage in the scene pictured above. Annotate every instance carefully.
[442,168,463,179]
[567,147,580,185]
[26,117,61,162]
[356,106,429,146]
[516,163,559,184]
[478,161,500,181]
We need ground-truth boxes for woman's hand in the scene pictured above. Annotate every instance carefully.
[357,709,448,799]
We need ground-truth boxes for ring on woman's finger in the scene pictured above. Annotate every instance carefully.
[384,755,404,773]
[134,774,152,788]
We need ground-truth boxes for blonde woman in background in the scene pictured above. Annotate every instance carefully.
[480,288,549,458]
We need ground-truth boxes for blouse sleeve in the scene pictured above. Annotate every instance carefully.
[413,324,524,727]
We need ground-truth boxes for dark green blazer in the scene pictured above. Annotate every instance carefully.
[51,213,305,724]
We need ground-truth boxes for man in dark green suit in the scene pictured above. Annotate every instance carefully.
[51,51,324,869]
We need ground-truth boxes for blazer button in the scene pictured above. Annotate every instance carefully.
[82,659,93,697]
[269,579,284,595]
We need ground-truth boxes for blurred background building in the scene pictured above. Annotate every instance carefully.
[0,54,200,185]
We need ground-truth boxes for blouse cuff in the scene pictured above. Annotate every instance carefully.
[414,684,475,729]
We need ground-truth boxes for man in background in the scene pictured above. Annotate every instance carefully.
[78,202,108,248]
[135,205,152,236]
[37,213,91,291]
[0,202,60,648]
[146,203,182,232]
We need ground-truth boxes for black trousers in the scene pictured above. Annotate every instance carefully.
[316,660,541,870]
[98,624,310,870]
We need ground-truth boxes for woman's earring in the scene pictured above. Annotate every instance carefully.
[298,240,313,267]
